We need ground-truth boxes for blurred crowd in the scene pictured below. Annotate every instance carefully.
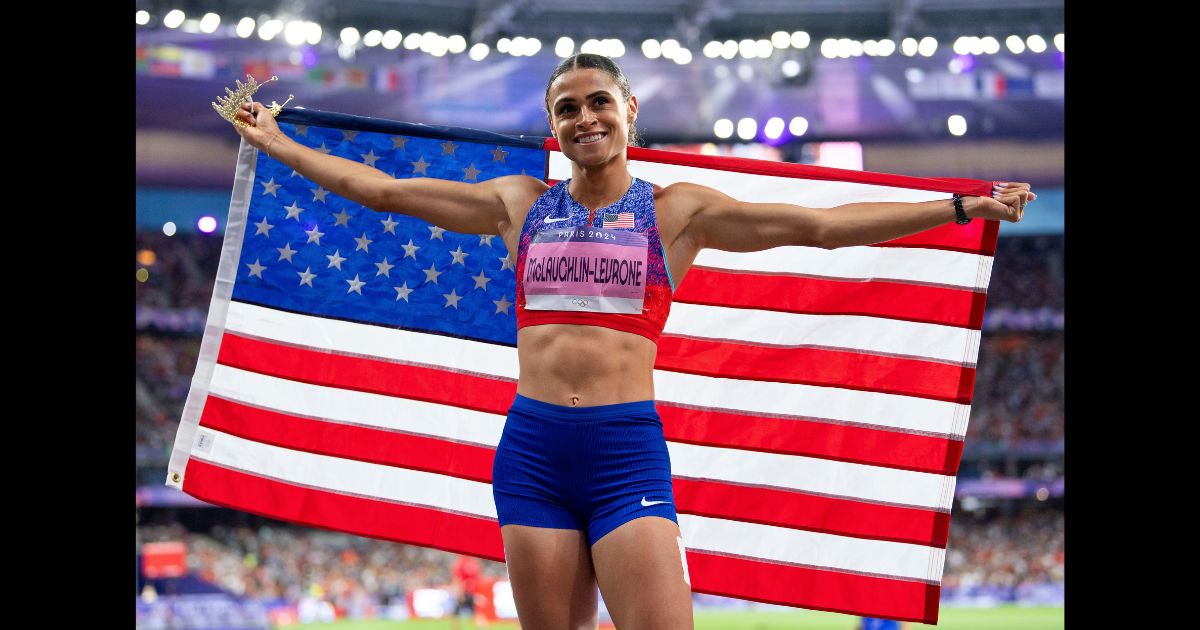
[943,506,1064,591]
[970,332,1064,444]
[989,234,1064,310]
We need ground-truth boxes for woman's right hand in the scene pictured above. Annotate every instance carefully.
[233,100,284,152]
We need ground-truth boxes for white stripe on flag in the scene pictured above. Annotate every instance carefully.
[694,246,992,290]
[226,302,970,437]
[679,514,946,583]
[192,428,498,518]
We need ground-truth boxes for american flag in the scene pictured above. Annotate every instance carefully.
[602,210,635,228]
[168,110,998,624]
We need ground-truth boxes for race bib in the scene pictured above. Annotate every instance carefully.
[523,226,647,313]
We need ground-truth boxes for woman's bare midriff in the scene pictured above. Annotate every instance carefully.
[515,323,658,407]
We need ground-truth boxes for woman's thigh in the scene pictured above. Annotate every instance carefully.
[501,524,599,630]
[591,516,694,630]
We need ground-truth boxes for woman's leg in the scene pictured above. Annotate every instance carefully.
[501,524,599,630]
[590,516,694,630]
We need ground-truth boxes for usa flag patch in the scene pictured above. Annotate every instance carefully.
[602,211,634,228]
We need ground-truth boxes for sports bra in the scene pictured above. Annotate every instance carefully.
[514,177,676,343]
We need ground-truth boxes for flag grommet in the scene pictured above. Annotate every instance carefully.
[170,472,181,484]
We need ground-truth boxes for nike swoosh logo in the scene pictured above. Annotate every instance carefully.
[641,497,668,507]
[543,217,571,223]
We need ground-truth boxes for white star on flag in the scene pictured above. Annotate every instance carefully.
[312,186,330,203]
[354,233,374,253]
[380,215,399,234]
[374,258,395,277]
[492,294,512,314]
[422,263,443,285]
[261,178,280,196]
[296,266,316,287]
[245,259,266,278]
[428,226,446,240]
[254,217,275,237]
[276,242,297,262]
[304,226,325,245]
[401,239,420,259]
[361,149,380,167]
[346,274,366,294]
[393,281,413,301]
[471,270,491,290]
[449,245,469,265]
[325,250,347,270]
[283,201,305,220]
[442,288,463,309]
[332,209,353,227]
[498,253,515,271]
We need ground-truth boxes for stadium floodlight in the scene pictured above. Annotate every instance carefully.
[848,39,864,57]
[363,30,382,47]
[772,31,790,48]
[198,216,218,233]
[496,37,512,53]
[953,36,971,55]
[703,41,722,58]
[789,116,808,136]
[901,37,918,56]
[284,20,307,46]
[136,10,150,25]
[947,114,967,136]
[427,35,450,56]
[529,37,544,55]
[448,35,467,53]
[306,22,322,45]
[661,38,680,59]
[642,39,662,59]
[755,39,773,58]
[199,13,220,33]
[236,17,256,38]
[981,36,999,55]
[834,39,852,58]
[603,39,623,57]
[258,19,283,41]
[673,48,692,64]
[404,32,421,49]
[580,38,601,54]
[918,36,937,56]
[557,36,576,58]
[781,59,800,77]
[1054,33,1064,52]
[738,39,756,58]
[1027,34,1047,53]
[968,36,985,56]
[736,117,757,140]
[340,27,361,46]
[820,39,837,58]
[878,39,896,56]
[764,117,785,139]
[791,31,810,49]
[382,30,402,50]
[136,268,150,283]
[163,9,185,29]
[420,32,441,54]
[162,222,177,237]
[1005,34,1025,54]
[468,42,489,60]
[721,40,738,59]
[713,119,734,139]
[863,40,878,56]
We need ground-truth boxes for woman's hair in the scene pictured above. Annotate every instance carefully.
[544,53,640,146]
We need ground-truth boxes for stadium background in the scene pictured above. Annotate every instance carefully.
[135,1,1064,627]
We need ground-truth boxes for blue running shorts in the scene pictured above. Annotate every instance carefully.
[492,393,678,547]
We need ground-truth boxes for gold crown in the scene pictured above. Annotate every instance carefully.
[211,75,295,128]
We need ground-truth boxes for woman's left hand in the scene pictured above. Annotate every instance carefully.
[965,182,1037,223]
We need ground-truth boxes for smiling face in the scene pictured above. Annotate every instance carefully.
[546,68,638,168]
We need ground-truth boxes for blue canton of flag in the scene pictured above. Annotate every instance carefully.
[231,122,546,345]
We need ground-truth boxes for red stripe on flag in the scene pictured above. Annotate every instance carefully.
[182,458,506,561]
[674,478,949,548]
[658,403,963,474]
[216,332,517,415]
[687,550,941,624]
[196,396,948,546]
[217,331,960,469]
[880,220,998,256]
[656,335,976,404]
[675,267,988,329]
[198,395,497,483]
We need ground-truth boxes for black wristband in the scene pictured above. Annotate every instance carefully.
[953,194,971,225]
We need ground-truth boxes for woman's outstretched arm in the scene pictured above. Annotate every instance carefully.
[233,101,543,235]
[669,181,1034,253]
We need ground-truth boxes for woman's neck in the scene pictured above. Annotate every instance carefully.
[568,156,632,211]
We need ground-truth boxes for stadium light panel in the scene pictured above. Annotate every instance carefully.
[404,32,421,49]
[953,37,971,55]
[968,37,985,56]
[341,27,361,46]
[918,37,937,56]
[772,31,790,48]
[580,38,601,54]
[259,19,283,41]
[1027,34,1047,53]
[703,41,722,58]
[764,117,785,139]
[789,116,808,136]
[136,10,150,25]
[738,39,756,58]
[284,21,307,46]
[673,48,692,64]
[820,39,837,58]
[721,40,738,59]
[848,40,864,57]
[496,37,512,53]
[236,17,256,38]
[781,59,800,77]
[163,9,185,29]
[468,42,489,60]
[1005,34,1025,53]
[603,39,622,58]
[162,222,177,237]
[791,31,810,49]
[363,30,382,47]
[878,39,896,56]
[557,36,576,58]
[863,40,878,56]
[198,216,218,233]
[420,32,441,54]
[661,39,680,59]
[901,37,918,56]
[981,36,999,54]
[755,39,773,58]
[642,39,662,59]
[306,22,322,45]
[448,35,467,54]
[947,114,967,136]
[199,13,220,33]
[713,119,733,139]
[1054,33,1064,51]
[382,30,402,50]
[737,118,757,140]
[428,35,450,56]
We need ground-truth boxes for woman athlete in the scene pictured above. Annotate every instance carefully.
[234,53,1034,630]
